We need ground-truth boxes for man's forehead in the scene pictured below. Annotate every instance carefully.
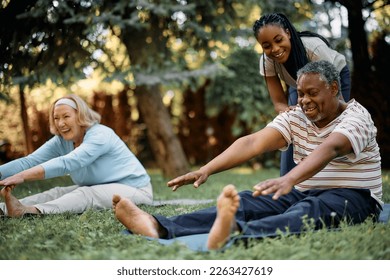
[298,72,320,80]
[297,73,324,86]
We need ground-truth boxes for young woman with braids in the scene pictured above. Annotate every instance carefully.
[253,13,351,176]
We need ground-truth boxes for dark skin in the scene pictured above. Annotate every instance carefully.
[112,71,354,250]
[167,73,351,200]
[257,25,292,113]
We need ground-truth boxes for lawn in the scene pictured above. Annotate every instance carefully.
[1,167,389,260]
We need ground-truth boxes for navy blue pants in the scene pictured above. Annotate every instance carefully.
[154,188,379,239]
[280,65,351,176]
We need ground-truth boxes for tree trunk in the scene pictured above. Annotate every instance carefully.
[136,85,190,178]
[120,18,191,178]
[19,86,33,154]
[338,0,371,98]
[335,0,390,167]
[115,89,132,140]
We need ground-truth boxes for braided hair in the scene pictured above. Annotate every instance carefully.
[253,13,330,80]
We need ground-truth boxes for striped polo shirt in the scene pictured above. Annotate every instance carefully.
[267,99,383,205]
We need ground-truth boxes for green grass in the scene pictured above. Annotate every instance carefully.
[1,168,389,260]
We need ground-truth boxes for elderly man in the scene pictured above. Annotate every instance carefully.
[113,60,382,250]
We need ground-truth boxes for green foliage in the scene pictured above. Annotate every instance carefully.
[206,48,275,135]
[96,0,259,87]
[0,0,260,89]
[0,0,95,87]
[1,168,389,260]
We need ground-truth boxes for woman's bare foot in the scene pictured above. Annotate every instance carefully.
[207,184,240,250]
[1,187,40,218]
[113,194,163,238]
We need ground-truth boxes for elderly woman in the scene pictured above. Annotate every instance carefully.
[0,94,153,217]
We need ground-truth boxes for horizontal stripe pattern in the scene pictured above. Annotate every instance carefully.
[267,99,383,204]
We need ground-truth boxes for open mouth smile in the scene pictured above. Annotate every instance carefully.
[305,107,315,112]
[273,51,285,59]
[304,107,317,116]
[59,128,72,136]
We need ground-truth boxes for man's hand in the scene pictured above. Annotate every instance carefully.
[167,170,209,191]
[252,176,294,200]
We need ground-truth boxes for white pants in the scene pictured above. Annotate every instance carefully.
[0,182,153,215]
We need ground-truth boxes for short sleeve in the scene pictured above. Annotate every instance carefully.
[333,103,377,156]
[259,54,277,77]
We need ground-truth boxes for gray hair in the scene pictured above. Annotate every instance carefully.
[49,94,101,136]
[297,60,341,95]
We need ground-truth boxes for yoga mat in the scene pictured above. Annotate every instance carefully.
[122,204,390,252]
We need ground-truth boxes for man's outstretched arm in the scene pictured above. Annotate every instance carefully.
[167,127,287,191]
[254,132,353,199]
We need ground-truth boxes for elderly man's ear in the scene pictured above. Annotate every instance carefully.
[331,81,339,97]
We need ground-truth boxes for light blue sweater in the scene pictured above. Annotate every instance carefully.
[0,124,150,188]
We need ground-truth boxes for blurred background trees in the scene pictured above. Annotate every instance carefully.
[0,0,389,177]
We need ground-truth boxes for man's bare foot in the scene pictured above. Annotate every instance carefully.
[207,184,240,250]
[113,194,163,238]
[1,187,40,218]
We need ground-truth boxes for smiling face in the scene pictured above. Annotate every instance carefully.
[53,105,85,147]
[257,24,291,64]
[297,73,340,128]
